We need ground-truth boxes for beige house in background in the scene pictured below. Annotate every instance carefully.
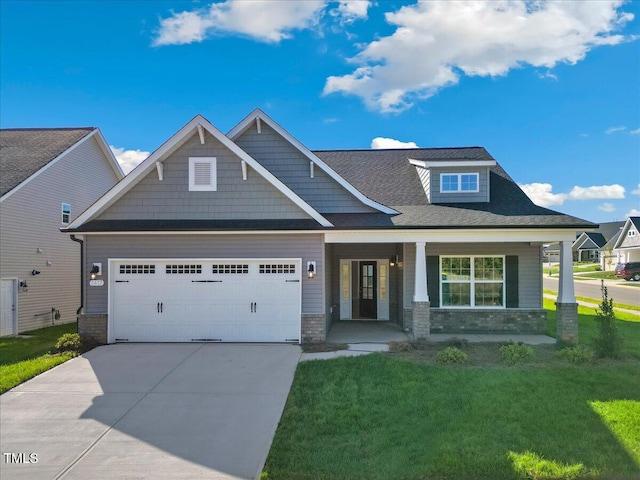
[1,128,124,336]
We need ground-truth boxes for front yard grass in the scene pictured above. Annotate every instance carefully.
[0,323,77,393]
[264,303,640,479]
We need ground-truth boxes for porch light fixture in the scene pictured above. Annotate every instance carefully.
[90,263,102,280]
[307,261,316,279]
[390,255,399,267]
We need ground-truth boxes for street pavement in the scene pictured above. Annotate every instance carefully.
[543,275,639,307]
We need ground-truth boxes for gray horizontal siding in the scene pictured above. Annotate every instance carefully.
[0,136,121,332]
[85,233,324,315]
[98,131,311,221]
[430,167,489,204]
[403,242,542,309]
[235,123,376,214]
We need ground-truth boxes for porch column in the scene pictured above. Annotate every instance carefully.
[556,240,578,344]
[412,241,430,341]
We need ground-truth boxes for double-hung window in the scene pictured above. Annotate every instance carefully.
[441,256,504,307]
[61,203,71,224]
[440,173,479,193]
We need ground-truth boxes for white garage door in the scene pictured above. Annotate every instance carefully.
[109,259,301,343]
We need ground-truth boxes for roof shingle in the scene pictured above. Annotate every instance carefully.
[1,128,95,196]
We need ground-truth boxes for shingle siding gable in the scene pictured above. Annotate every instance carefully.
[97,131,312,221]
[234,123,378,213]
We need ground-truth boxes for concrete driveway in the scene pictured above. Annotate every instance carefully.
[0,343,301,480]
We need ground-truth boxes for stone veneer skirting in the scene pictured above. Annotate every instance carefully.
[78,314,108,345]
[301,314,326,344]
[430,308,547,334]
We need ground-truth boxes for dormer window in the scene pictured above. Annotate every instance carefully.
[440,173,479,193]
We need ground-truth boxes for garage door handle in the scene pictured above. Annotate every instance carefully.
[160,302,163,313]
[157,302,160,313]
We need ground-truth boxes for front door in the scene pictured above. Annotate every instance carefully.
[359,262,377,319]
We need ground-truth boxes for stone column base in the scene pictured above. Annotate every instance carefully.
[412,301,430,342]
[556,302,578,344]
[78,314,108,345]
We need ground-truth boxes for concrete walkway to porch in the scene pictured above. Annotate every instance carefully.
[299,321,556,361]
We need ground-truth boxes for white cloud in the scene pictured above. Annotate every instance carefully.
[519,183,567,207]
[519,182,626,207]
[324,1,634,113]
[630,127,640,135]
[598,202,616,213]
[371,137,418,149]
[110,146,149,174]
[605,126,627,134]
[332,1,371,24]
[567,184,625,200]
[631,184,640,195]
[626,209,640,217]
[155,0,368,46]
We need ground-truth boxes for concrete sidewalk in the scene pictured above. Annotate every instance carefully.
[0,344,301,480]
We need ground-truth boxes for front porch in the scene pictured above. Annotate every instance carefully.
[323,238,579,344]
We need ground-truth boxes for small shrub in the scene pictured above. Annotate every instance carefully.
[499,342,534,366]
[389,341,413,352]
[593,284,623,358]
[55,333,82,352]
[435,347,468,365]
[555,345,594,365]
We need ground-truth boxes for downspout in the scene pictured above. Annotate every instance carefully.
[70,235,84,332]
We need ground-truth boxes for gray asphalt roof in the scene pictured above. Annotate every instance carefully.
[314,148,593,229]
[1,128,95,196]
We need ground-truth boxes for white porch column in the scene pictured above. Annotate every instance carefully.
[414,241,429,302]
[557,240,576,304]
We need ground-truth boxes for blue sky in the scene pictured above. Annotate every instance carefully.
[1,0,639,223]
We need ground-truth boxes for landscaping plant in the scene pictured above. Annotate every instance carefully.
[499,342,534,365]
[593,283,623,358]
[435,346,468,364]
[55,333,82,353]
[555,345,594,365]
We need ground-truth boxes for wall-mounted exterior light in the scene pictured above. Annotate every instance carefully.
[307,261,316,279]
[90,263,102,280]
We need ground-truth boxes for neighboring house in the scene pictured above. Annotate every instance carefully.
[63,110,592,345]
[543,221,624,269]
[612,216,640,264]
[574,221,625,268]
[0,128,124,336]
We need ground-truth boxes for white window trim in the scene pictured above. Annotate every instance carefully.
[629,230,636,237]
[439,255,505,309]
[189,157,217,191]
[440,173,480,193]
[61,203,71,225]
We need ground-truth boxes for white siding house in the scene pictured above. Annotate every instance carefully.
[1,128,124,335]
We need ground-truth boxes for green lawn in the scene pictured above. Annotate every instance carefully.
[264,304,640,479]
[0,323,77,393]
[265,356,640,480]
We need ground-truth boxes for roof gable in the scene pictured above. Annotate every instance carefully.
[1,128,123,199]
[614,216,640,249]
[67,115,332,229]
[96,130,314,223]
[227,109,396,215]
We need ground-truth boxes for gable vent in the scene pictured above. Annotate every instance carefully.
[193,162,211,186]
[189,157,217,191]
